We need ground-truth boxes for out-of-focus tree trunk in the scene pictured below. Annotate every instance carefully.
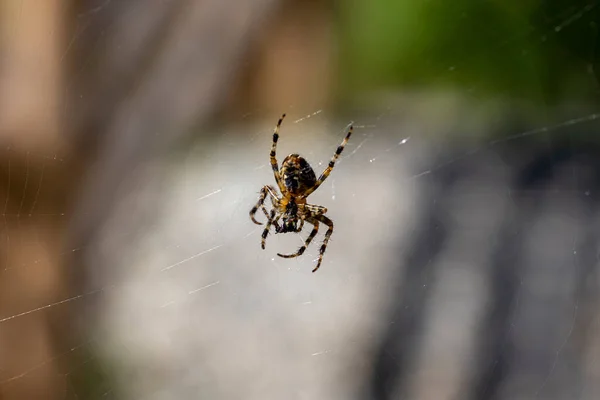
[0,1,74,399]
[0,0,287,398]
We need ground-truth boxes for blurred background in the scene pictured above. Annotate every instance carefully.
[1,0,600,399]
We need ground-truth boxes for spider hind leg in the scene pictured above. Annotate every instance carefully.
[312,214,334,273]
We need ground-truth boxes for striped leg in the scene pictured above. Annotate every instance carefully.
[277,218,319,259]
[305,204,327,215]
[312,214,334,273]
[261,206,282,232]
[295,216,305,233]
[249,186,269,225]
[270,114,287,193]
[261,209,281,250]
[250,185,279,225]
[302,125,353,198]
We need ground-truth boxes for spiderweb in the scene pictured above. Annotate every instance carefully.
[2,1,600,400]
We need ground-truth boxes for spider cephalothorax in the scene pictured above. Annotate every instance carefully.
[249,114,352,272]
[277,199,302,233]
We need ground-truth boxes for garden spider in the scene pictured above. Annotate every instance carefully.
[249,114,352,272]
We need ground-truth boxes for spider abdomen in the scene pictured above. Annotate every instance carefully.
[280,154,316,196]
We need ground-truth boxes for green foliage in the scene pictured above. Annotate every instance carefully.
[337,0,600,105]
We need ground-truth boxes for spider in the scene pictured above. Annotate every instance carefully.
[249,114,352,272]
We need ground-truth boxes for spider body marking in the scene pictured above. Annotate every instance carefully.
[280,154,317,195]
[249,114,352,272]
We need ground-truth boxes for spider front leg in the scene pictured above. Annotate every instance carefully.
[261,208,281,250]
[249,185,279,225]
[264,208,282,233]
[249,187,268,225]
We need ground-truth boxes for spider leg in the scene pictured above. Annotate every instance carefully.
[270,114,287,194]
[311,214,334,273]
[305,204,327,215]
[292,203,325,233]
[291,204,319,234]
[277,217,319,259]
[261,208,281,250]
[301,125,352,198]
[249,186,268,225]
[295,216,305,233]
[261,206,282,232]
[249,185,280,225]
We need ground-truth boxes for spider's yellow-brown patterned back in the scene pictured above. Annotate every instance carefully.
[280,154,317,196]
